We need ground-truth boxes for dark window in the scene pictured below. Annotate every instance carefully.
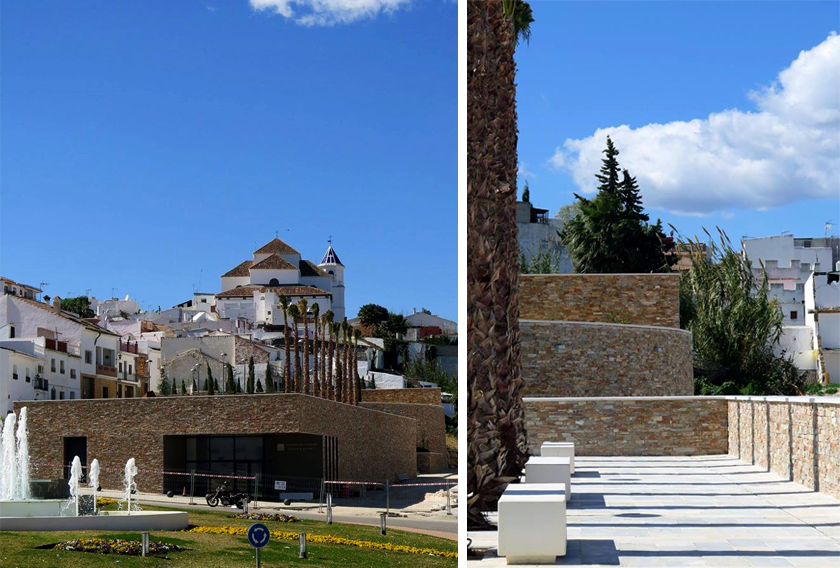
[9,325,14,338]
[269,278,280,286]
[102,386,109,398]
[790,311,798,320]
[85,351,92,364]
[51,388,56,400]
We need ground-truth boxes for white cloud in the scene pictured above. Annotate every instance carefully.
[518,162,537,179]
[548,33,840,216]
[249,0,410,26]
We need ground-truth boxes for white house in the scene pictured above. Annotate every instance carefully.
[806,272,840,384]
[92,295,140,317]
[1,277,42,301]
[0,294,124,399]
[404,308,457,337]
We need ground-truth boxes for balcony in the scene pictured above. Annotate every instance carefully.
[33,376,49,391]
[44,338,68,353]
[120,342,138,354]
[96,364,117,378]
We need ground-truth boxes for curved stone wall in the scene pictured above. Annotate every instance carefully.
[519,273,681,328]
[521,320,693,397]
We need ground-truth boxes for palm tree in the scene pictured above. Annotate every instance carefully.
[333,321,342,403]
[353,329,362,404]
[321,310,332,399]
[279,294,292,393]
[311,302,321,397]
[467,0,531,530]
[298,299,310,395]
[287,304,301,393]
[325,313,335,400]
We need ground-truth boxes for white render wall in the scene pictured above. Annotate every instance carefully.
[775,326,816,371]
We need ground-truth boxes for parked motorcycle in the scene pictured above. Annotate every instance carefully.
[205,480,250,509]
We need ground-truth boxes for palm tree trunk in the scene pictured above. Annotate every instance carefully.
[467,0,529,530]
[327,326,334,401]
[312,317,319,397]
[293,318,301,393]
[320,320,326,398]
[284,316,291,393]
[334,327,342,402]
[303,316,310,395]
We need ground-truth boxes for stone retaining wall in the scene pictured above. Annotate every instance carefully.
[519,274,680,328]
[521,321,693,397]
[523,397,729,456]
[360,402,448,458]
[361,387,441,405]
[728,397,840,499]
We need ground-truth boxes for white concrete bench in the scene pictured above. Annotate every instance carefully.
[498,483,567,564]
[525,456,571,501]
[541,441,575,474]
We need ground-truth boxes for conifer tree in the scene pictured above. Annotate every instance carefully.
[562,136,675,273]
[181,379,187,395]
[225,363,236,394]
[255,379,264,393]
[236,379,243,393]
[205,364,215,395]
[159,370,171,396]
[247,356,255,394]
[265,362,275,393]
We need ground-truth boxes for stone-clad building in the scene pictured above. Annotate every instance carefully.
[17,390,447,499]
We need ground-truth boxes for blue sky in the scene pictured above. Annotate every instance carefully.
[0,1,456,322]
[516,1,840,244]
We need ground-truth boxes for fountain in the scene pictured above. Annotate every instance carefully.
[0,407,187,531]
[89,459,100,514]
[68,456,82,517]
[123,458,138,515]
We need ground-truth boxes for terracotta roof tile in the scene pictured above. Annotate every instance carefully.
[216,285,331,298]
[254,238,299,256]
[222,260,253,278]
[250,254,298,271]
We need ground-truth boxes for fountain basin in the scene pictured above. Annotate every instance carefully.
[0,509,189,531]
[0,499,67,518]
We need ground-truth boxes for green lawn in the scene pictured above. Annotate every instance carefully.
[0,505,456,568]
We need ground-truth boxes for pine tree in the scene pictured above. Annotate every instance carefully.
[247,356,255,394]
[562,136,675,273]
[205,364,215,395]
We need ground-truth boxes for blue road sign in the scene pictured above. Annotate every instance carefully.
[247,523,270,548]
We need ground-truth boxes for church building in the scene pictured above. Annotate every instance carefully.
[215,238,345,326]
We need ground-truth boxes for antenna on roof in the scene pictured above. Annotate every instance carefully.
[328,235,333,246]
[826,221,834,238]
[38,282,49,302]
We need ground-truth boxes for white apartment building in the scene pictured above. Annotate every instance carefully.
[0,277,42,301]
[742,235,834,325]
[0,336,82,414]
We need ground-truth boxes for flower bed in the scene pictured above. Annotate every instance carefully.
[53,538,184,556]
[94,497,119,507]
[186,526,457,559]
[229,512,300,522]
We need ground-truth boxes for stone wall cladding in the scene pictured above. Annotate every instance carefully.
[519,274,680,328]
[523,397,728,456]
[360,402,447,457]
[521,321,693,397]
[729,397,840,500]
[361,388,441,405]
[16,394,417,492]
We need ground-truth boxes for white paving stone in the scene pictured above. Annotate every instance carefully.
[468,455,840,567]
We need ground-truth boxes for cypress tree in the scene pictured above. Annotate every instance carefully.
[247,356,255,394]
[236,379,243,393]
[225,363,236,394]
[255,379,264,393]
[205,364,215,395]
[265,363,275,393]
[159,370,171,396]
[181,379,187,395]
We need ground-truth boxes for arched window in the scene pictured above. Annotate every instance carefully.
[269,278,280,286]
[328,270,334,276]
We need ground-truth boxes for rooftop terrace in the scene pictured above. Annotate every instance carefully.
[468,454,840,567]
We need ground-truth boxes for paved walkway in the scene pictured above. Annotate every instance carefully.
[468,455,840,567]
